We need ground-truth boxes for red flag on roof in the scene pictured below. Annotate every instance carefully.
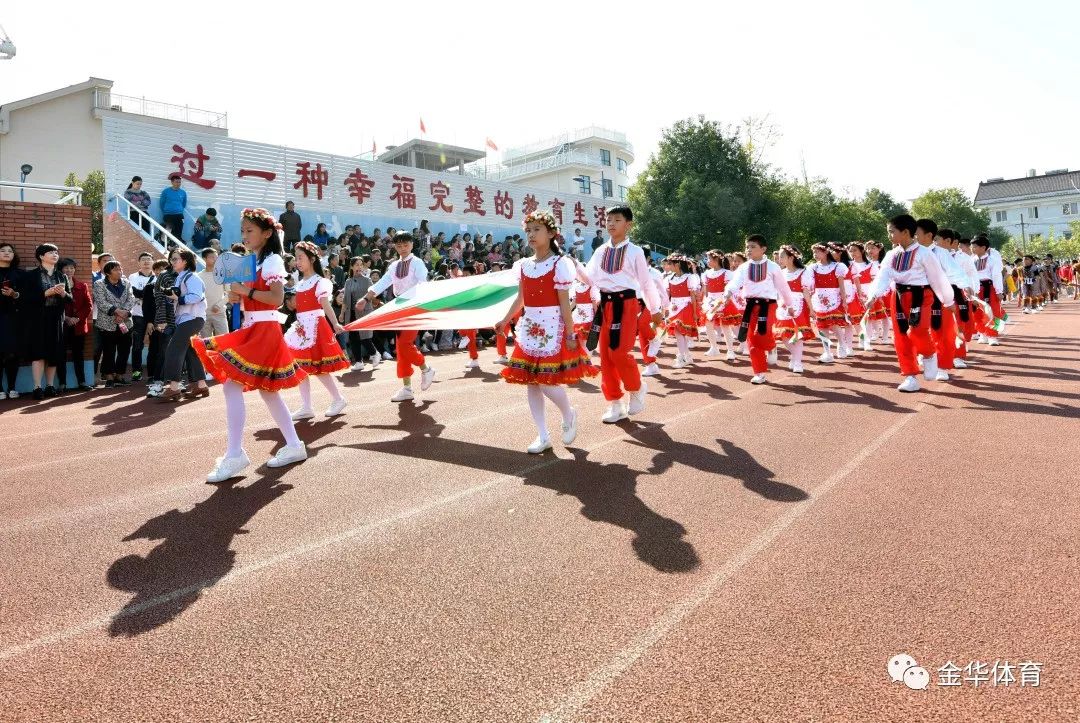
[485,137,498,151]
[420,117,427,134]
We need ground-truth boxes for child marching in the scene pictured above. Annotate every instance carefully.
[864,241,891,344]
[700,250,734,360]
[665,255,702,369]
[717,235,798,384]
[914,219,962,380]
[806,244,850,364]
[583,205,662,424]
[864,214,955,393]
[362,232,437,401]
[845,242,874,352]
[774,245,814,374]
[284,241,350,421]
[971,234,1004,346]
[193,208,309,483]
[638,258,668,377]
[499,209,597,453]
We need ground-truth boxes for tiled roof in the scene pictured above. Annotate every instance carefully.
[975,171,1080,204]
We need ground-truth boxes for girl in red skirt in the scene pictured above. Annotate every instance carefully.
[806,244,850,364]
[846,242,874,351]
[828,243,857,358]
[722,252,747,360]
[665,255,701,368]
[700,250,732,359]
[499,209,597,454]
[193,208,308,483]
[571,264,599,349]
[774,245,813,373]
[865,241,890,344]
[285,242,349,421]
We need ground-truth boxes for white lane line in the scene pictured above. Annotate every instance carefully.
[537,404,924,723]
[0,384,765,663]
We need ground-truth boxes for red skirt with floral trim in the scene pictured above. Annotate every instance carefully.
[867,297,888,321]
[775,308,814,342]
[193,321,306,392]
[288,318,350,375]
[720,300,742,326]
[501,338,597,386]
[666,302,697,336]
[814,307,848,331]
[846,297,866,319]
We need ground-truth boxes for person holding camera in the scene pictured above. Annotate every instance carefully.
[158,249,209,401]
[91,259,135,388]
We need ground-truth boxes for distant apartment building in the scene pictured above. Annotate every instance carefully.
[974,168,1080,242]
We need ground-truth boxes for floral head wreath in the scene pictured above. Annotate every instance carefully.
[811,243,829,252]
[523,208,560,234]
[293,240,321,260]
[779,244,802,258]
[242,207,283,231]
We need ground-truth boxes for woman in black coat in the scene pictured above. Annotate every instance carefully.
[0,242,23,399]
[18,243,72,399]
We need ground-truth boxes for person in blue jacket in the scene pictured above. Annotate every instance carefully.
[159,173,188,242]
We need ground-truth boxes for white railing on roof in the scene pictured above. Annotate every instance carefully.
[465,149,604,181]
[502,126,633,160]
[94,89,228,129]
[110,193,205,270]
[0,179,83,204]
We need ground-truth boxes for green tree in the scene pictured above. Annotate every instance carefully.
[861,187,908,220]
[62,170,105,252]
[767,179,885,255]
[628,116,771,253]
[910,187,990,239]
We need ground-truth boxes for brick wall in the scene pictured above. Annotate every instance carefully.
[0,201,94,372]
[103,210,166,272]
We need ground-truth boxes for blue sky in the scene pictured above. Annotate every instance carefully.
[2,0,1078,202]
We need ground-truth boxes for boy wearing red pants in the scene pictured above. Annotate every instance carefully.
[915,219,962,380]
[971,235,1004,346]
[364,232,436,402]
[866,214,955,393]
[584,206,662,423]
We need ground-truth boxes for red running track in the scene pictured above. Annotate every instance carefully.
[0,304,1077,721]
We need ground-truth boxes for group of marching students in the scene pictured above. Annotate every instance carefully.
[191,207,1028,483]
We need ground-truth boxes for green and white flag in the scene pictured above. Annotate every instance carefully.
[344,270,519,332]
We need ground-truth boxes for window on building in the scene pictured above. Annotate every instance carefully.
[616,157,628,173]
[1063,202,1078,215]
[577,175,591,194]
[995,210,1008,223]
[1029,206,1039,218]
[600,149,611,167]
[602,179,613,198]
[618,185,629,201]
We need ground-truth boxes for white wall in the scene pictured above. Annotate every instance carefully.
[0,90,103,202]
[984,194,1080,239]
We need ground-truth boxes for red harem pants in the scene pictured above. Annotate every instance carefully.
[459,329,478,360]
[890,287,938,377]
[637,302,657,365]
[978,283,1003,338]
[599,295,643,401]
[396,330,426,379]
[746,302,778,374]
[931,302,958,370]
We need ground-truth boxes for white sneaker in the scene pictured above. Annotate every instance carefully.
[1022,308,1033,314]
[750,373,767,384]
[953,359,968,369]
[382,351,393,360]
[641,362,660,377]
[704,346,720,357]
[496,355,509,365]
[207,451,251,483]
[922,354,939,382]
[791,364,804,374]
[672,356,689,369]
[0,391,6,400]
[458,336,471,350]
[420,366,436,391]
[527,436,552,454]
[738,342,748,355]
[324,398,347,417]
[561,408,578,446]
[935,370,950,382]
[7,390,17,399]
[647,336,662,358]
[837,346,849,360]
[391,386,415,402]
[350,361,365,371]
[897,376,920,393]
[369,354,382,368]
[986,337,1000,346]
[204,373,214,382]
[464,359,479,369]
[627,381,647,415]
[766,349,778,365]
[818,351,834,364]
[267,442,307,468]
[725,349,737,361]
[291,407,315,421]
[861,339,873,352]
[687,339,697,350]
[682,353,693,366]
[601,400,628,424]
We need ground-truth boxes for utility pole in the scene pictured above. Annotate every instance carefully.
[1019,213,1027,252]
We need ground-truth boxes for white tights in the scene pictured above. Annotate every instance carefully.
[298,374,344,410]
[526,384,572,440]
[789,339,804,367]
[838,325,854,350]
[676,334,691,357]
[223,379,302,458]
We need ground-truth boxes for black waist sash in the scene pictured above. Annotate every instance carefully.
[979,278,994,301]
[587,289,638,351]
[952,285,969,322]
[737,298,776,342]
[894,284,936,334]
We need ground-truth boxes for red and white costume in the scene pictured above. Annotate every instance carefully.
[952,248,980,354]
[701,268,728,323]
[194,254,305,392]
[571,277,599,342]
[368,254,429,379]
[806,261,848,331]
[774,268,813,342]
[584,238,661,407]
[284,275,350,375]
[846,261,873,319]
[724,258,797,376]
[502,255,597,386]
[665,273,701,337]
[974,247,1005,339]
[927,243,965,371]
[867,244,955,381]
[637,266,668,367]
